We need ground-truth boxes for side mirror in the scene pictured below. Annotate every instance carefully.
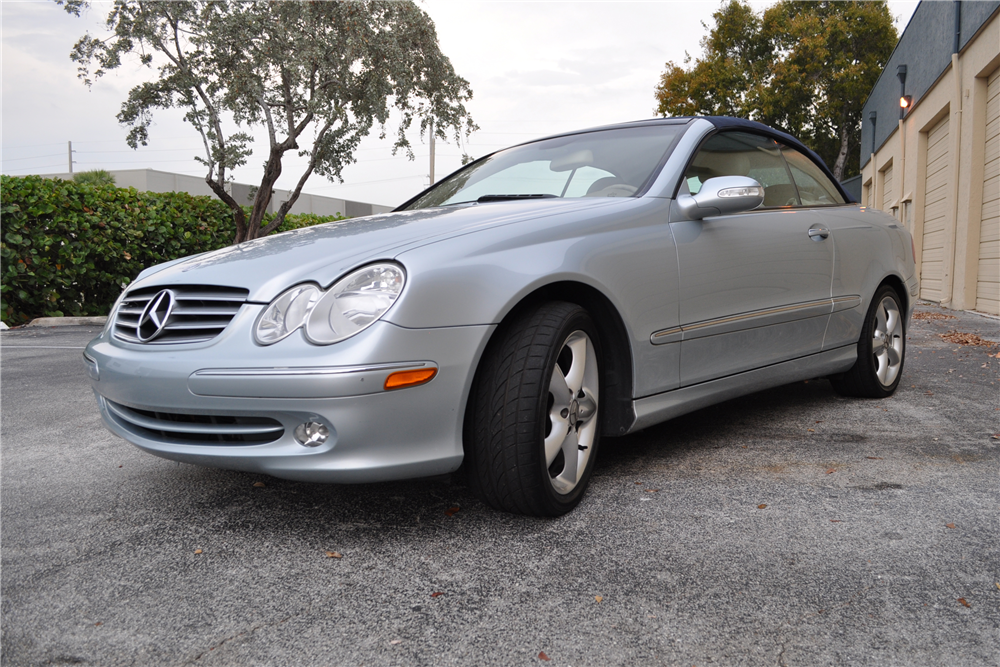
[676,176,765,220]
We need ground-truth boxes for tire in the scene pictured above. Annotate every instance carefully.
[830,285,906,398]
[465,302,602,516]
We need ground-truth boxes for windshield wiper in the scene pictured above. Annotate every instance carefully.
[476,194,559,203]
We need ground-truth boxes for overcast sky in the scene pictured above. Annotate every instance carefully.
[1,0,918,207]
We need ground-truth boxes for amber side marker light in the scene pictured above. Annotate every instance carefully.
[384,368,437,391]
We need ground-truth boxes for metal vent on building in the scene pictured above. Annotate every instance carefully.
[113,284,249,345]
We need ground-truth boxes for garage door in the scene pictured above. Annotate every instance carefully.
[978,67,1000,314]
[921,115,950,302]
[881,164,894,212]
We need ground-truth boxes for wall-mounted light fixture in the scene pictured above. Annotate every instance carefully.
[897,65,908,119]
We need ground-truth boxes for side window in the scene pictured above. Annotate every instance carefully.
[782,149,846,206]
[684,131,800,207]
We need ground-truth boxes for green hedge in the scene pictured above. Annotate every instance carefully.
[0,175,346,325]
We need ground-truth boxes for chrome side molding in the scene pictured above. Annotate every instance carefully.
[650,296,862,345]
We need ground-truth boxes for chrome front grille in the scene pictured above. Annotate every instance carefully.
[113,285,249,344]
[104,399,284,446]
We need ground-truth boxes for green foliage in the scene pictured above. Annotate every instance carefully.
[73,169,116,186]
[654,0,897,179]
[0,176,344,324]
[62,0,475,243]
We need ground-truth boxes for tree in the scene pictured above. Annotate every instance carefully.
[73,169,116,186]
[59,0,476,243]
[654,0,896,180]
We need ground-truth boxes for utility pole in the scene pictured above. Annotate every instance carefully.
[68,141,75,174]
[429,118,436,185]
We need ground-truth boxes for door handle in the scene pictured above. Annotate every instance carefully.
[808,227,830,239]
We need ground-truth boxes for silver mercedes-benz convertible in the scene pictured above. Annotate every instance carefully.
[84,116,917,516]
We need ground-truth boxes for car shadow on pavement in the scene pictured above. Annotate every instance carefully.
[594,377,843,475]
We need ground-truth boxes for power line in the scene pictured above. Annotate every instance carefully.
[310,174,424,189]
[1,153,65,162]
[3,163,67,173]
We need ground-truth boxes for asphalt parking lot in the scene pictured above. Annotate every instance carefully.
[2,303,998,667]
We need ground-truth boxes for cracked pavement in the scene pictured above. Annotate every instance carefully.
[2,302,998,666]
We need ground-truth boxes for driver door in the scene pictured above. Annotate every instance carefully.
[670,131,834,386]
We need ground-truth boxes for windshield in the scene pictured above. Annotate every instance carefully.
[402,124,684,210]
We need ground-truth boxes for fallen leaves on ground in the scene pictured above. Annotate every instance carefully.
[595,595,603,603]
[957,597,971,608]
[830,519,842,523]
[866,456,883,460]
[538,652,551,661]
[646,489,659,493]
[939,331,997,347]
[945,523,955,529]
[253,481,265,488]
[390,640,402,645]
[444,506,460,517]
[194,549,203,555]
[325,551,342,559]
[431,591,444,598]
[758,504,767,509]
[912,311,955,320]
[826,468,836,474]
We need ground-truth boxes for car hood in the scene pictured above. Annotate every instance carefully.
[131,197,630,302]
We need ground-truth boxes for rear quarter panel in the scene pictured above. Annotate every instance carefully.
[819,206,916,349]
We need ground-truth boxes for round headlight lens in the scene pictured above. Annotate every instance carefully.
[305,264,405,344]
[254,284,320,345]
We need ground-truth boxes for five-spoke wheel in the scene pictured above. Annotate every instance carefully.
[544,330,599,495]
[830,284,906,398]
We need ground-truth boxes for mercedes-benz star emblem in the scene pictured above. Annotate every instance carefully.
[137,289,176,342]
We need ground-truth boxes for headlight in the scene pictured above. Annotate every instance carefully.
[254,284,321,344]
[254,263,405,346]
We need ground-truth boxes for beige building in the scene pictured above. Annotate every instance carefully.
[859,1,999,314]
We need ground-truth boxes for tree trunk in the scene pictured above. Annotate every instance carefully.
[205,177,249,244]
[243,149,285,242]
[832,121,851,182]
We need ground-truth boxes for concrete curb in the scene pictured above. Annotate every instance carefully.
[25,316,108,328]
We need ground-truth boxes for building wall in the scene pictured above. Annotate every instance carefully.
[859,3,1000,314]
[39,168,394,218]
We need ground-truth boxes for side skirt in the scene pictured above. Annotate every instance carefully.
[627,345,857,433]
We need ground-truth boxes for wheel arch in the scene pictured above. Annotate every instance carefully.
[878,273,910,325]
[473,280,636,439]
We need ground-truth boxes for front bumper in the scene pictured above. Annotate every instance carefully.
[85,307,494,483]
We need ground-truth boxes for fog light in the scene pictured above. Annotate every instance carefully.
[294,421,329,447]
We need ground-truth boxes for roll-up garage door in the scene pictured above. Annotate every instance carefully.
[881,164,893,212]
[921,115,950,302]
[978,68,1000,314]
